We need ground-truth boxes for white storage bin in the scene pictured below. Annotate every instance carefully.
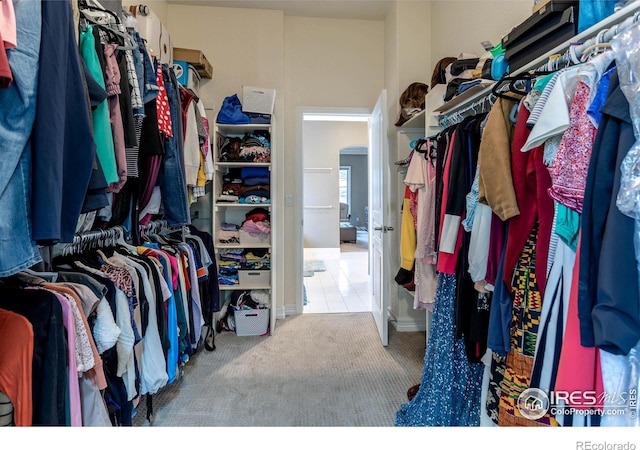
[234,308,270,336]
[238,270,271,287]
[242,85,276,114]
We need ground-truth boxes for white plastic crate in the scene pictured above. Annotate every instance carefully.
[242,85,276,115]
[233,308,270,336]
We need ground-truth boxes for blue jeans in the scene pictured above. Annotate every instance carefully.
[130,30,147,116]
[0,0,42,276]
[157,64,191,226]
[133,31,159,105]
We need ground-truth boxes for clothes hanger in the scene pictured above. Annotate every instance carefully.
[579,43,612,63]
[79,0,121,23]
[413,139,430,160]
[491,70,552,100]
[394,149,414,166]
[114,226,139,254]
[79,8,137,51]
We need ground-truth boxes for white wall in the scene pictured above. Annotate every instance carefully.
[303,121,369,248]
[165,5,285,118]
[430,0,532,69]
[122,0,169,29]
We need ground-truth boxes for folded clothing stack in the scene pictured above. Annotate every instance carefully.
[218,249,244,285]
[217,222,240,244]
[241,207,271,239]
[218,169,243,203]
[240,167,270,204]
[238,132,271,162]
[241,248,270,270]
[219,130,271,162]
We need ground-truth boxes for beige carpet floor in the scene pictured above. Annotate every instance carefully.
[133,313,425,427]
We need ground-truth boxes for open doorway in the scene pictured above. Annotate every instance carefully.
[299,110,372,314]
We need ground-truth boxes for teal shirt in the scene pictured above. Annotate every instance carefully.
[555,203,581,252]
[80,26,119,185]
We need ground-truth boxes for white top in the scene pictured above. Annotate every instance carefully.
[111,252,169,395]
[521,66,580,152]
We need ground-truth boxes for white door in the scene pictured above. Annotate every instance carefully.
[369,90,391,346]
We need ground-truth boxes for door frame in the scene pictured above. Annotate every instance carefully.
[295,106,372,315]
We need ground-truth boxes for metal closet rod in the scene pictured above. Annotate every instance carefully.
[58,225,128,256]
[438,94,496,128]
[139,219,169,232]
[139,219,187,241]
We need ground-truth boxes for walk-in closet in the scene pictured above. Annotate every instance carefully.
[2,0,640,443]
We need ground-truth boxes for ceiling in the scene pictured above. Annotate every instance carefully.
[165,0,395,21]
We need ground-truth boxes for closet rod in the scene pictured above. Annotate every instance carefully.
[53,226,127,257]
[139,219,187,241]
[139,219,168,231]
[438,94,496,128]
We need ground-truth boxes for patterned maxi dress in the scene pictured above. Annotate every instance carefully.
[395,273,485,426]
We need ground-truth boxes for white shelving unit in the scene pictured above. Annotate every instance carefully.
[212,119,276,333]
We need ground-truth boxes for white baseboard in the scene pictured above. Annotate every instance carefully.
[389,311,427,332]
[280,305,425,332]
[279,305,292,319]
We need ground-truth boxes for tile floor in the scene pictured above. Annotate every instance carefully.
[303,242,372,314]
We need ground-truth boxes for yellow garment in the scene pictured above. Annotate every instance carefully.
[400,186,416,271]
[197,152,207,187]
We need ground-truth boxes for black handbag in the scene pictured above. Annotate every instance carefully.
[481,59,494,80]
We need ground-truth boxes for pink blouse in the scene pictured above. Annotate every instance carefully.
[548,81,597,213]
